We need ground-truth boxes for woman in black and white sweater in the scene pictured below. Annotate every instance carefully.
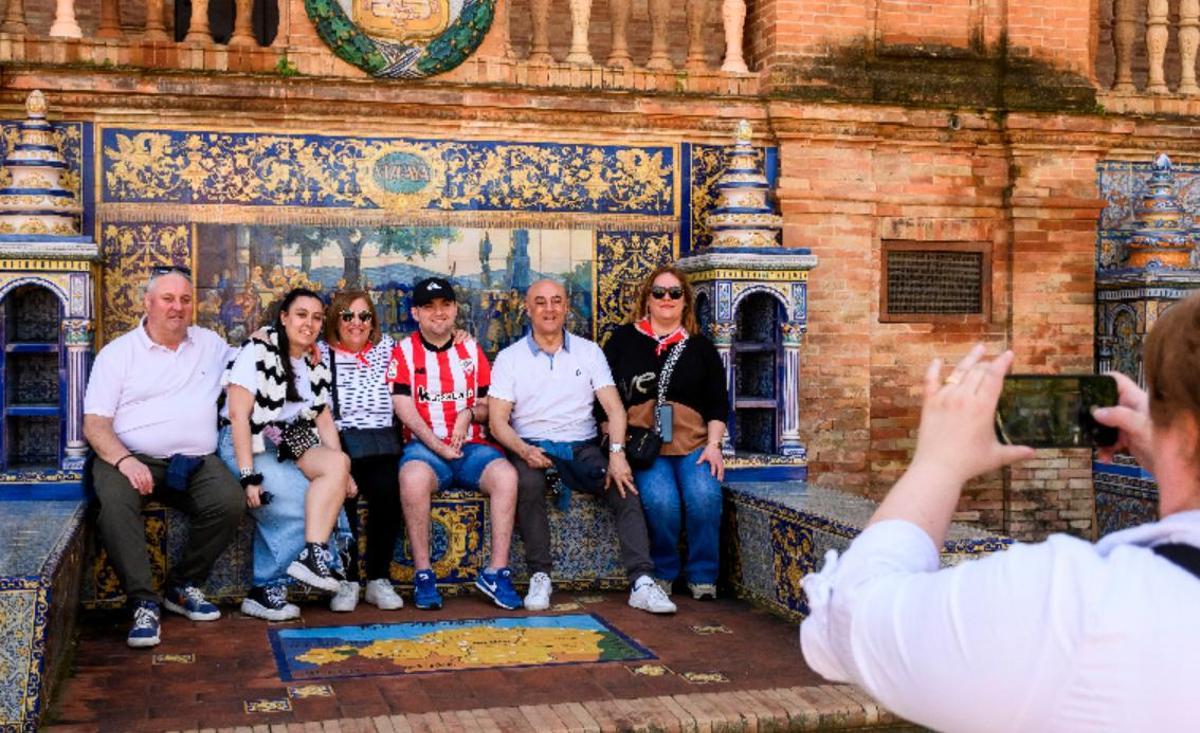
[218,287,356,620]
[603,264,729,601]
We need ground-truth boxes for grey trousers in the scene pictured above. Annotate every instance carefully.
[92,453,244,605]
[512,443,654,583]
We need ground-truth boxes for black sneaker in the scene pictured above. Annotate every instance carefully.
[287,542,341,593]
[241,585,300,621]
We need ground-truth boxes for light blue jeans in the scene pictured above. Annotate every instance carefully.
[217,426,351,587]
[634,446,723,585]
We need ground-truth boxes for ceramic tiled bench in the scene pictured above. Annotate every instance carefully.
[724,482,1014,621]
[81,483,631,608]
[0,499,87,732]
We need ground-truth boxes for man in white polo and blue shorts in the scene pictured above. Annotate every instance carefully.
[388,276,522,611]
[488,278,676,615]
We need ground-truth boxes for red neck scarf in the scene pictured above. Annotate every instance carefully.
[332,340,373,366]
[636,317,687,356]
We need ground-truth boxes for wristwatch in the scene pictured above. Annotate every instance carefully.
[239,467,254,479]
[609,442,625,454]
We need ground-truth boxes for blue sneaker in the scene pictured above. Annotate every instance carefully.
[413,569,443,610]
[127,600,161,648]
[163,583,221,621]
[475,567,523,610]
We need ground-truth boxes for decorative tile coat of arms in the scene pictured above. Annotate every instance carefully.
[305,0,495,78]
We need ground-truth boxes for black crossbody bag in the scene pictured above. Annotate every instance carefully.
[329,347,403,460]
[1153,543,1200,580]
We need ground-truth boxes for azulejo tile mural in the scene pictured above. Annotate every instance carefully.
[95,127,688,351]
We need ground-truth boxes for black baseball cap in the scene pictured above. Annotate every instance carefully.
[411,277,457,307]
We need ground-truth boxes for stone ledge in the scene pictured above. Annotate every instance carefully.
[169,684,917,732]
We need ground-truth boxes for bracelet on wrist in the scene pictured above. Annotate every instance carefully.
[114,454,134,470]
[239,472,264,488]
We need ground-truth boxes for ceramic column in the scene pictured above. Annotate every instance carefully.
[712,321,735,454]
[63,319,92,470]
[1111,0,1136,92]
[229,0,256,46]
[720,0,747,73]
[779,323,804,456]
[646,0,672,70]
[529,0,552,63]
[97,0,123,38]
[1147,0,1170,93]
[606,0,631,68]
[184,0,212,43]
[48,0,82,38]
[2,0,27,35]
[566,0,593,64]
[1181,0,1200,94]
[685,0,709,71]
[143,0,169,41]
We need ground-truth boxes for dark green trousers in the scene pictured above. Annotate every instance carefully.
[92,453,244,604]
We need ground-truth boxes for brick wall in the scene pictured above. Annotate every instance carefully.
[775,105,1106,540]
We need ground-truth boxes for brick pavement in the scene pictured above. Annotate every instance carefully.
[45,590,913,732]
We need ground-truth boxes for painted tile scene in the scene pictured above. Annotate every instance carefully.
[3,0,1200,731]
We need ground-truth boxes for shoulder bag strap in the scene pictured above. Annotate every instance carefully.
[653,337,688,435]
[328,348,341,421]
[1153,543,1200,580]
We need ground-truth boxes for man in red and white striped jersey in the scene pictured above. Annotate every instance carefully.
[388,277,522,611]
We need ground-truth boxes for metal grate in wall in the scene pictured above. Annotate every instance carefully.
[883,246,988,319]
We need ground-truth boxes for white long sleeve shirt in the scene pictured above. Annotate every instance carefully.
[800,512,1200,732]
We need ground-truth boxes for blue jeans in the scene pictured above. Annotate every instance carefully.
[217,427,351,587]
[400,441,505,491]
[634,446,723,584]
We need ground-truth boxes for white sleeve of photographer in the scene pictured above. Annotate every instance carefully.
[799,520,1093,733]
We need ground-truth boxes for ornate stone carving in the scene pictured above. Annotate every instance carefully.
[607,0,632,68]
[720,0,748,73]
[646,0,673,70]
[685,0,710,71]
[1,0,27,35]
[1124,154,1196,270]
[229,0,257,47]
[566,0,594,65]
[48,0,82,38]
[1147,0,1170,94]
[1181,0,1200,94]
[184,0,212,43]
[529,0,553,63]
[143,0,169,42]
[702,120,782,250]
[0,92,83,237]
[1112,0,1136,92]
[97,0,123,39]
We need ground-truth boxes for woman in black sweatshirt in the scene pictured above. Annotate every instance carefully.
[603,264,729,600]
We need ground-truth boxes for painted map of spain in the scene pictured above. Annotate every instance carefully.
[269,614,655,681]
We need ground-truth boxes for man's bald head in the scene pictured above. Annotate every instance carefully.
[525,279,568,339]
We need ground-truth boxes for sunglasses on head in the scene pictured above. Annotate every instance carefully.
[650,286,684,301]
[150,264,192,278]
[340,310,373,323]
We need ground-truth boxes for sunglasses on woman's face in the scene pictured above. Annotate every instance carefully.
[340,310,373,323]
[650,286,684,301]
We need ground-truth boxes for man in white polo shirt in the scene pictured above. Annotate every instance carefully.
[83,266,244,649]
[488,279,676,615]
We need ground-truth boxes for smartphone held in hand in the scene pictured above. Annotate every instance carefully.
[995,375,1119,449]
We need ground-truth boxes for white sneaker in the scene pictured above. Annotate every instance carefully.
[524,572,552,611]
[364,578,404,610]
[629,576,677,614]
[330,581,360,612]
